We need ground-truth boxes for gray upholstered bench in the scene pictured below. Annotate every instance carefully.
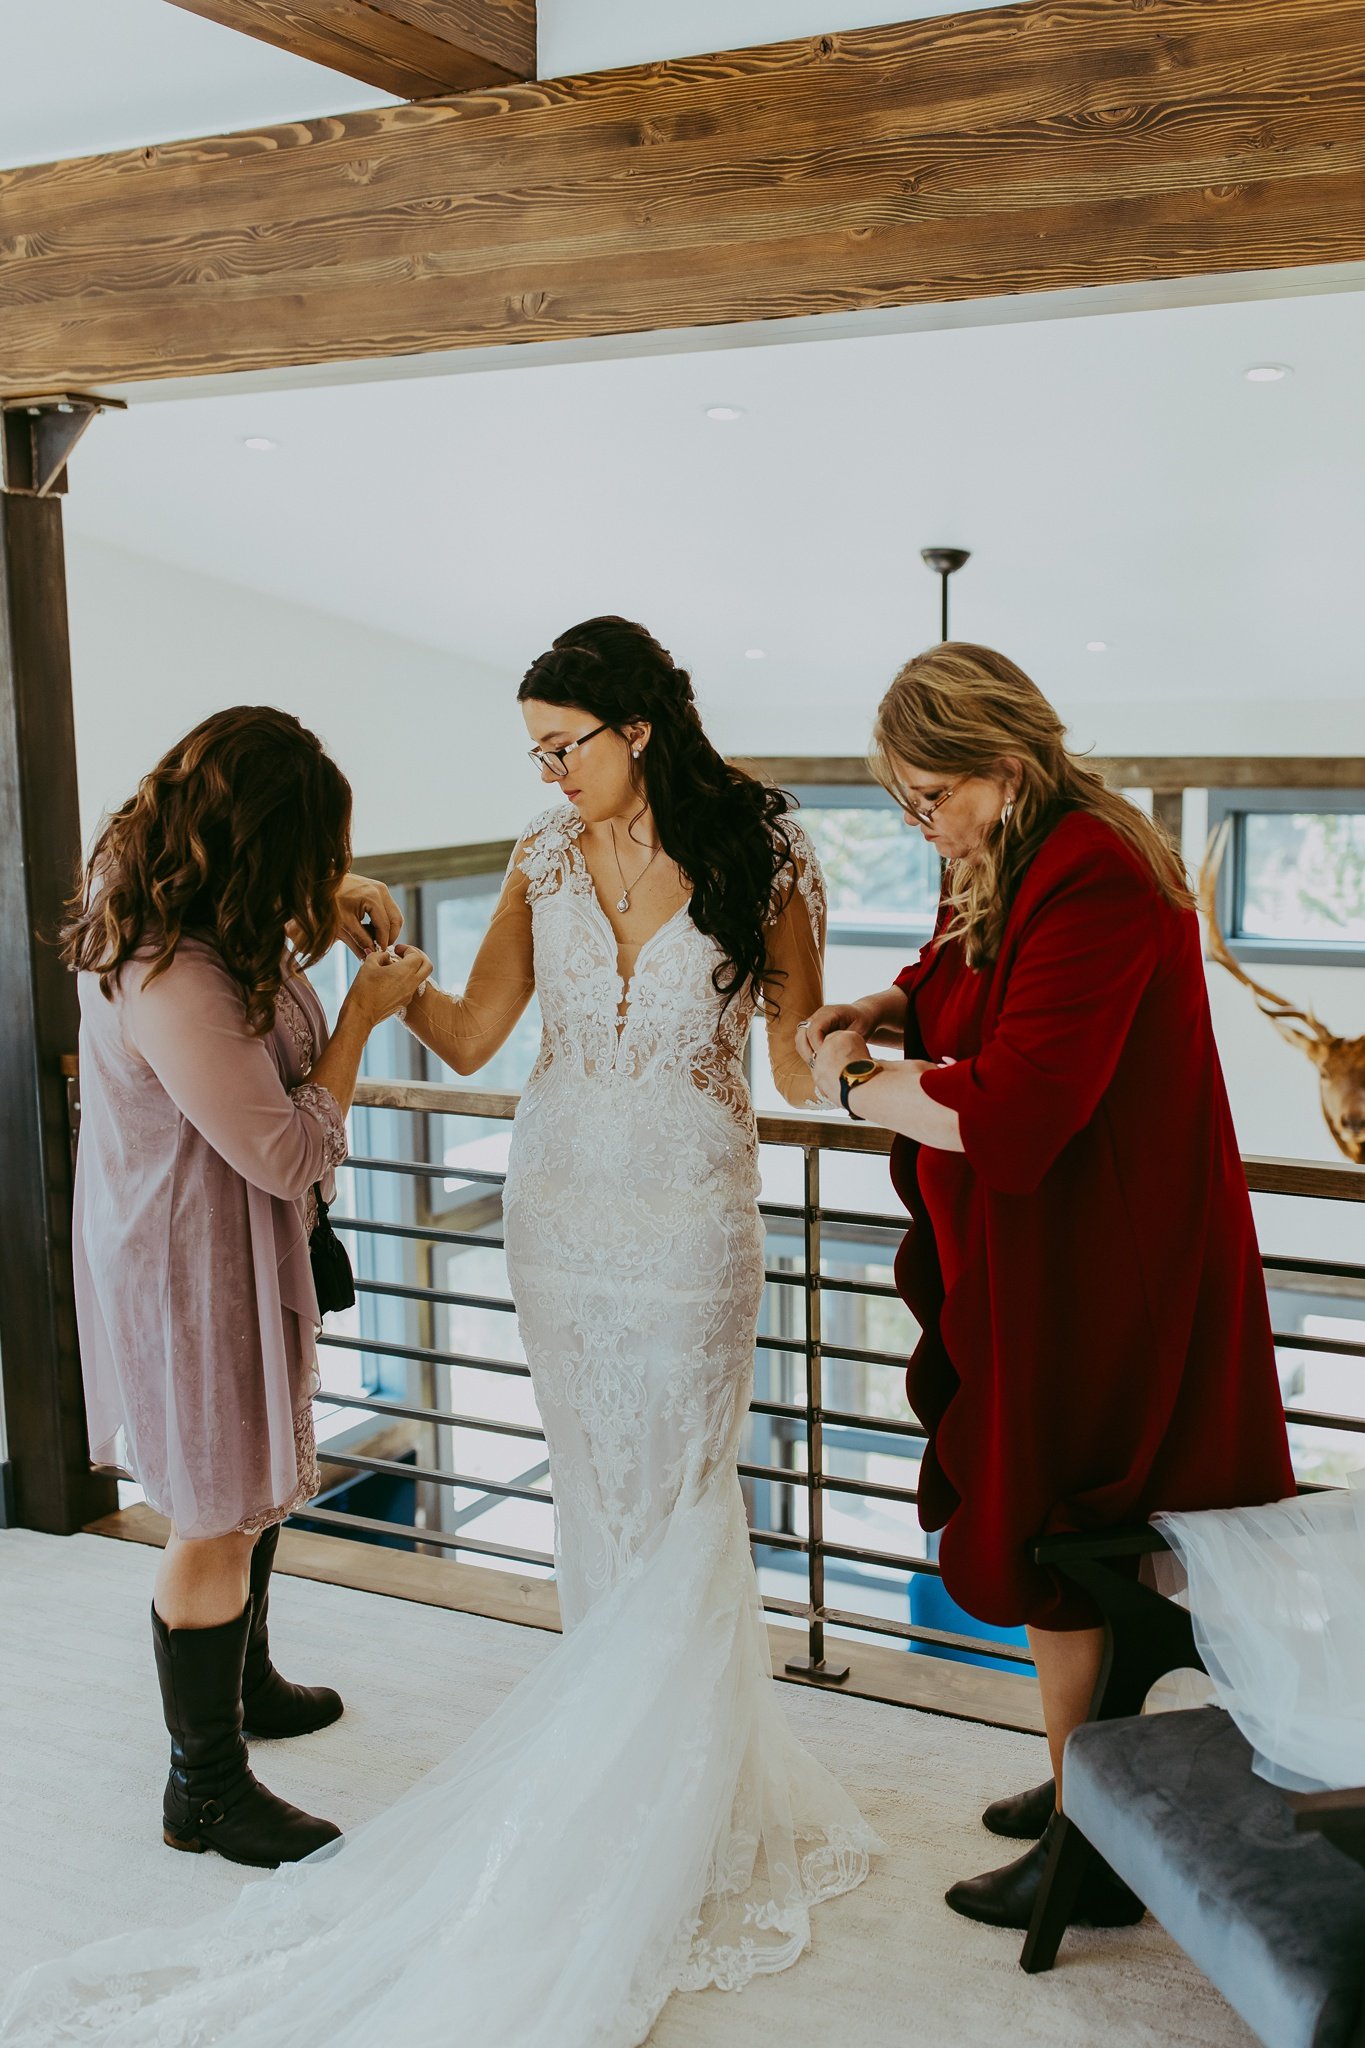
[1054,1706,1365,2048]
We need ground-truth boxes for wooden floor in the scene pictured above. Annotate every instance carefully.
[88,1504,1045,1736]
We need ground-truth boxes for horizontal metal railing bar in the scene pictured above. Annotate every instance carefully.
[1264,1254,1365,1283]
[821,1472,919,1505]
[821,1605,1035,1664]
[332,1214,505,1252]
[319,1447,554,1505]
[1273,1332,1365,1361]
[822,1407,925,1440]
[349,1154,509,1190]
[818,1274,903,1301]
[318,1387,546,1440]
[356,1277,519,1316]
[823,1540,942,1577]
[821,1341,911,1370]
[292,1504,555,1569]
[1284,1406,1365,1434]
[318,1333,531,1378]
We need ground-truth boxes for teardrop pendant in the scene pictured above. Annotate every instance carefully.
[616,892,630,913]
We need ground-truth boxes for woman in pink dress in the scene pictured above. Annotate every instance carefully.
[61,706,430,1869]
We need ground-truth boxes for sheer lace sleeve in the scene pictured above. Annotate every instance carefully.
[762,820,827,1109]
[123,946,342,1203]
[403,843,535,1077]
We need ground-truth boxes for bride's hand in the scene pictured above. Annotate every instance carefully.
[336,873,404,958]
[795,1002,871,1070]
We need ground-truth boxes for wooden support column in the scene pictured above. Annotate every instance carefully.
[0,395,119,1533]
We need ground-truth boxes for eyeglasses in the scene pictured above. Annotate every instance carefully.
[528,722,614,779]
[900,783,957,826]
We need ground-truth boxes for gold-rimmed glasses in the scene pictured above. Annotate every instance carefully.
[527,722,614,779]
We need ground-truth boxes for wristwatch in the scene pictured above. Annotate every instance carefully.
[839,1058,883,1119]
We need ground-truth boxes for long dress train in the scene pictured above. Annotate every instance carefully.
[1,807,878,2047]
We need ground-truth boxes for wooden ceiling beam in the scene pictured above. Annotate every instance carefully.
[3,0,1364,393]
[164,1,536,97]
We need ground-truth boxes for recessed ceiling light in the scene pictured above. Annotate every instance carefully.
[243,435,278,450]
[745,648,767,661]
[1244,364,1291,383]
[1086,641,1108,653]
[705,405,744,422]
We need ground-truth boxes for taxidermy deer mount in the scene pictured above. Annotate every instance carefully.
[1199,821,1365,1166]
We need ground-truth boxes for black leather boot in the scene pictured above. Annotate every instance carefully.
[152,1600,342,1868]
[946,1814,1145,1930]
[982,1777,1057,1839]
[241,1524,343,1739]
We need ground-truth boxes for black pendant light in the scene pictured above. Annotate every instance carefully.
[921,547,970,641]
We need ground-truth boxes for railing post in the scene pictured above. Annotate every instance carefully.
[785,1143,849,1683]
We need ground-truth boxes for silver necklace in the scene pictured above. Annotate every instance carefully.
[608,819,664,913]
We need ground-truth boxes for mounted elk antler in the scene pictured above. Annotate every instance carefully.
[1199,821,1365,1165]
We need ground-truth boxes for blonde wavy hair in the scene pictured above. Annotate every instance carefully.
[870,642,1191,967]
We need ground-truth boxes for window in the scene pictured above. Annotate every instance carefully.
[795,787,940,945]
[1208,791,1365,967]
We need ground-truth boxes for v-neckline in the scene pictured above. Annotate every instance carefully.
[562,818,693,989]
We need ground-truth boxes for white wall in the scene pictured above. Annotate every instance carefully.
[62,540,1364,1257]
[65,540,530,859]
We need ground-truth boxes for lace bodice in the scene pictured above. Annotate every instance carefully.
[405,802,826,1114]
[515,805,824,1122]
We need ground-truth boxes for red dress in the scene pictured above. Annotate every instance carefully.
[891,811,1295,1631]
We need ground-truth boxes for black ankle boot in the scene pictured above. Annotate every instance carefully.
[152,1600,342,1868]
[946,1814,1145,1931]
[982,1777,1057,1839]
[241,1525,343,1740]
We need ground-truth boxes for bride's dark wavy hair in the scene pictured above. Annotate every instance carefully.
[61,706,352,1037]
[518,617,797,1004]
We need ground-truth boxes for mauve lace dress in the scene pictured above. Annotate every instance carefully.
[73,942,348,1539]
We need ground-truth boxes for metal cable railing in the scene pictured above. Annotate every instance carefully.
[67,1057,1365,1684]
[296,1078,1365,1684]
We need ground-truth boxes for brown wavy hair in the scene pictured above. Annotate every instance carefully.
[62,706,352,1035]
[871,642,1191,967]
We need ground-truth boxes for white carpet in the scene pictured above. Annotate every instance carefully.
[0,1529,1256,2048]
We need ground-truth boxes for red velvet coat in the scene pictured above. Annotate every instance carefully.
[891,811,1295,1631]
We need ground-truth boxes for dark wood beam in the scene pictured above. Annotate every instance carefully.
[0,399,118,1533]
[4,0,1365,392]
[164,1,536,98]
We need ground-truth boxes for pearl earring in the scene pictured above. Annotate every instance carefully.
[632,747,641,759]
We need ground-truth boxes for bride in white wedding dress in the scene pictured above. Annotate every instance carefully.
[2,618,877,2048]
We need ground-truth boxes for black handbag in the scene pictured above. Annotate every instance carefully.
[309,1186,355,1315]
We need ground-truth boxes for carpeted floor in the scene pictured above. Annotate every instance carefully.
[0,1529,1256,2048]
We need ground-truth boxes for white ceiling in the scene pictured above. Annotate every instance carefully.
[61,286,1365,740]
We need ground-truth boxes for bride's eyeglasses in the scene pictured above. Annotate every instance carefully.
[528,722,614,779]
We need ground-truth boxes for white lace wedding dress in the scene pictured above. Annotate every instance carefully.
[2,808,878,2048]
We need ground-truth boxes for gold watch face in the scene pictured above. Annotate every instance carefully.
[842,1059,878,1084]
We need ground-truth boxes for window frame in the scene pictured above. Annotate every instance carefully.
[1206,788,1365,970]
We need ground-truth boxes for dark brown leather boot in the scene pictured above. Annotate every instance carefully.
[152,1599,341,1869]
[946,1814,1145,1931]
[982,1777,1057,1839]
[241,1525,343,1739]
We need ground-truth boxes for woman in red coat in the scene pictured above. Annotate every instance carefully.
[799,642,1294,1931]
